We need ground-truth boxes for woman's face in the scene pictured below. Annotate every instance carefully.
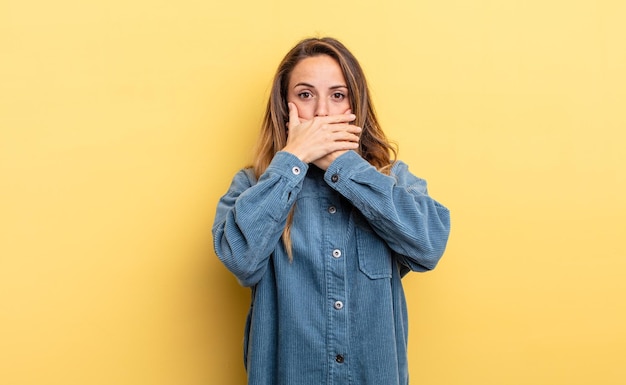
[286,54,351,120]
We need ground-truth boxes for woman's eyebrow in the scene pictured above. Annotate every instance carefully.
[294,82,315,89]
[293,82,347,89]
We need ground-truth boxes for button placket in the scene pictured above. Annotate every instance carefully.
[322,197,348,378]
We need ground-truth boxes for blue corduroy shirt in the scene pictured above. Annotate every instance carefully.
[213,150,450,385]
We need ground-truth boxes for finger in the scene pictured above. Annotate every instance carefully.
[335,132,361,143]
[288,103,300,127]
[333,140,360,151]
[327,123,362,135]
[320,113,356,124]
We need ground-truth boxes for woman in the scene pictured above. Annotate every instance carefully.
[212,37,450,385]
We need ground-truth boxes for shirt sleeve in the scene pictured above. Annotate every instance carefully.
[324,150,451,273]
[212,151,309,286]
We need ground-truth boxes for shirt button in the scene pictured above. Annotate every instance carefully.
[334,301,344,310]
[328,206,337,214]
[292,166,301,175]
[332,249,341,258]
[330,174,339,183]
[335,354,344,363]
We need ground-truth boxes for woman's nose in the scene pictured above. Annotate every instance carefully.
[315,100,329,117]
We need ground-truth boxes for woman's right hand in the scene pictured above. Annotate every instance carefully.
[282,103,361,165]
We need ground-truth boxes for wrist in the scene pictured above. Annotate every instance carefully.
[282,144,312,164]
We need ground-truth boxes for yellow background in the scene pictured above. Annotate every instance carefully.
[1,0,625,384]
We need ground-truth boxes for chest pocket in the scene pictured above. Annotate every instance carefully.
[355,216,393,280]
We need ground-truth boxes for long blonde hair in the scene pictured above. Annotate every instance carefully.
[252,37,397,258]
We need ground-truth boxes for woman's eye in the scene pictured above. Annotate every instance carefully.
[332,92,346,100]
[298,92,312,99]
